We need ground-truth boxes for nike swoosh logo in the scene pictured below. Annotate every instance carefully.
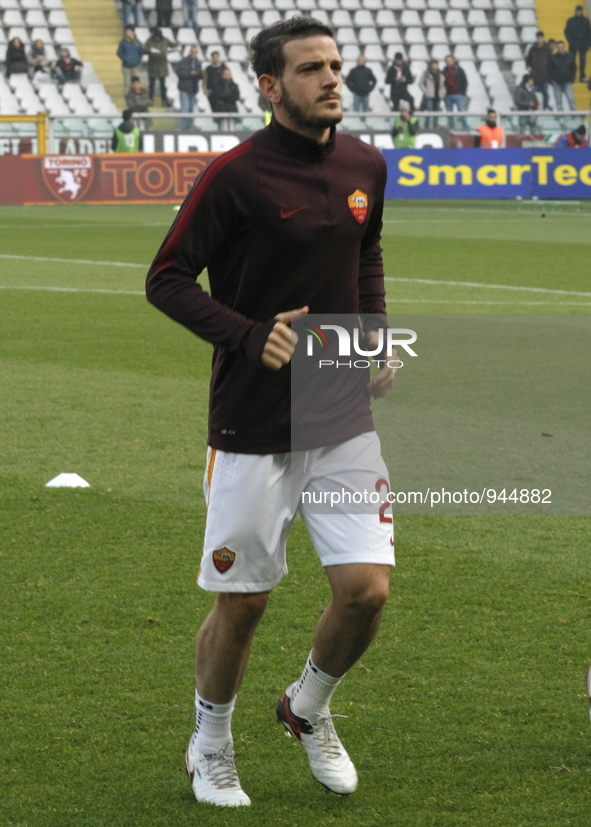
[280,206,307,219]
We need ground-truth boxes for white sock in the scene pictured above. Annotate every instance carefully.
[290,652,343,723]
[194,690,235,750]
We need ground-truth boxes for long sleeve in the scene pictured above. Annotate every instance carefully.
[358,150,387,316]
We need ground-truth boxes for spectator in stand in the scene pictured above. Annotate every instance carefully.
[443,54,468,130]
[556,123,587,146]
[156,0,173,29]
[203,51,226,111]
[419,59,445,127]
[54,48,83,86]
[565,5,591,82]
[176,45,202,130]
[183,0,199,35]
[145,28,177,106]
[30,39,51,79]
[112,109,143,152]
[526,31,552,109]
[474,109,504,147]
[210,66,240,112]
[5,38,29,78]
[117,26,143,95]
[550,40,576,110]
[514,73,538,131]
[386,52,414,112]
[392,100,418,147]
[122,0,141,28]
[125,75,151,112]
[345,55,377,113]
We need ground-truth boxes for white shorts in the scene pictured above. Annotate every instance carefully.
[198,431,395,592]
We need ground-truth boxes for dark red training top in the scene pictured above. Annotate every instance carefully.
[146,118,387,453]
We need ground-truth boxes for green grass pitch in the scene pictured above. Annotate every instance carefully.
[1,201,590,827]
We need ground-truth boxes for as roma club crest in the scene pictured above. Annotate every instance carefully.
[347,189,368,224]
[213,547,236,574]
[42,155,94,204]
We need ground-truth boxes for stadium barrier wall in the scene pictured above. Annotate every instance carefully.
[383,148,591,199]
[0,152,216,205]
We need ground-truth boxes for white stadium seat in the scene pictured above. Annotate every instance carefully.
[428,0,449,8]
[381,27,403,45]
[335,27,358,44]
[449,26,470,44]
[423,9,443,25]
[384,0,404,9]
[359,27,380,43]
[239,9,260,26]
[498,26,519,43]
[409,43,429,59]
[46,8,67,25]
[445,10,465,25]
[53,27,75,44]
[431,43,448,59]
[502,42,523,60]
[218,9,239,26]
[493,0,513,7]
[30,26,51,43]
[354,10,374,26]
[25,9,45,25]
[472,0,492,8]
[332,9,353,26]
[341,0,362,10]
[3,8,24,24]
[427,27,447,43]
[376,9,396,26]
[475,43,496,59]
[520,26,538,43]
[472,27,493,43]
[494,9,514,25]
[405,27,425,43]
[222,27,245,44]
[196,10,214,26]
[261,9,281,24]
[177,27,198,44]
[516,9,536,25]
[400,10,421,25]
[454,43,474,59]
[8,26,30,43]
[466,9,486,25]
[406,0,427,9]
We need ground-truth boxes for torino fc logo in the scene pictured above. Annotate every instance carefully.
[42,155,94,203]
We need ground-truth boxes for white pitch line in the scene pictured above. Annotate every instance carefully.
[384,276,591,297]
[0,254,147,268]
[386,297,591,307]
[0,285,144,295]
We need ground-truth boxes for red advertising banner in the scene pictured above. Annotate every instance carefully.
[0,152,217,205]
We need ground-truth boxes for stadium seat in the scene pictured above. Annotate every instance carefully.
[383,0,404,9]
[405,27,425,43]
[239,9,261,26]
[0,0,19,8]
[406,0,427,9]
[253,0,274,8]
[471,0,492,8]
[375,10,396,26]
[475,43,495,59]
[177,27,198,44]
[332,9,353,26]
[400,10,421,26]
[222,27,245,44]
[318,0,339,9]
[359,27,380,43]
[42,0,64,7]
[244,26,261,40]
[274,0,296,9]
[46,8,67,25]
[353,9,374,26]
[53,27,75,44]
[428,0,449,8]
[427,27,447,44]
[515,0,535,8]
[8,26,29,43]
[365,43,385,60]
[341,0,362,10]
[498,26,519,43]
[218,9,239,26]
[493,9,514,25]
[408,42,428,58]
[199,28,220,45]
[196,10,214,26]
[493,0,513,7]
[261,9,281,24]
[502,42,522,60]
[479,59,502,76]
[453,43,474,59]
[340,43,360,59]
[466,9,486,25]
[30,26,51,43]
[449,0,469,8]
[449,26,470,44]
[313,10,330,24]
[515,9,536,26]
[22,0,42,7]
[431,43,448,59]
[3,9,25,25]
[423,9,443,25]
[24,9,45,25]
[209,0,230,8]
[228,43,248,60]
[335,27,358,44]
[363,0,383,10]
[445,10,465,26]
[520,26,538,43]
[472,27,493,43]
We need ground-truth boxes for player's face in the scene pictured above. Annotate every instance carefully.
[278,36,343,131]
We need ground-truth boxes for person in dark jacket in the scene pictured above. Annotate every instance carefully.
[564,5,591,81]
[526,31,552,109]
[346,55,377,113]
[112,109,143,152]
[156,0,172,28]
[203,51,227,111]
[54,48,83,85]
[125,75,151,112]
[556,123,587,146]
[117,26,143,94]
[443,54,468,130]
[176,46,202,129]
[550,40,576,110]
[514,74,538,131]
[385,52,414,111]
[5,38,29,78]
[210,66,240,112]
[145,28,177,105]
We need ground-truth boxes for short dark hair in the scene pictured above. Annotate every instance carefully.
[487,107,496,115]
[536,30,544,36]
[250,16,334,77]
[125,25,135,32]
[522,73,533,83]
[394,51,403,60]
[131,75,140,82]
[575,124,586,135]
[576,5,583,10]
[122,109,133,121]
